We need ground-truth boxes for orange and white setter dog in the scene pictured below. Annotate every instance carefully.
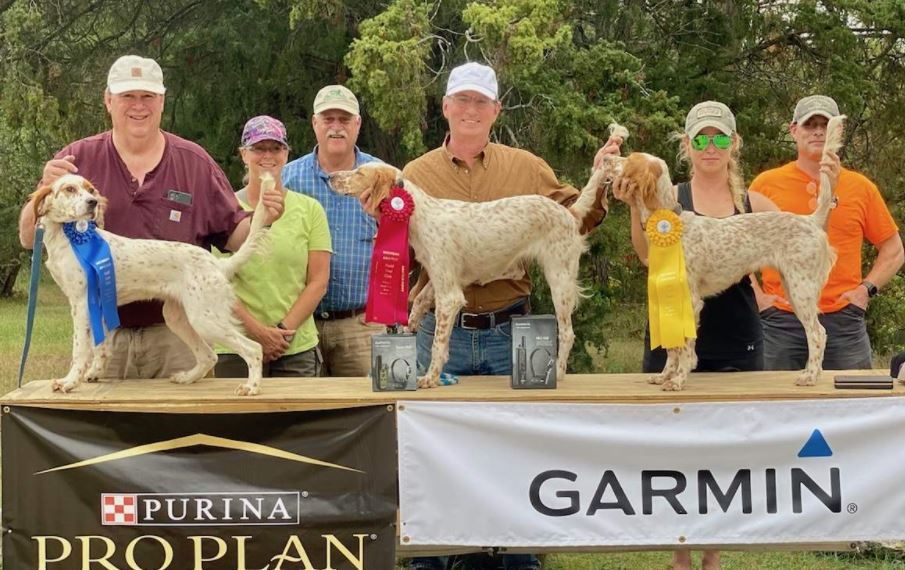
[330,163,608,388]
[598,118,843,390]
[30,174,270,396]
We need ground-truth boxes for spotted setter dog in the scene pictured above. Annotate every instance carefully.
[30,173,270,396]
[330,162,609,388]
[597,117,844,390]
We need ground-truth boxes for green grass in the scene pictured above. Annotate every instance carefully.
[0,270,72,396]
[4,269,905,569]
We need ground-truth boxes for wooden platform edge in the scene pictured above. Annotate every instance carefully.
[398,541,870,556]
[3,370,903,414]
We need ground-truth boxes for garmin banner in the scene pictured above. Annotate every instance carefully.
[398,398,905,547]
[2,406,397,569]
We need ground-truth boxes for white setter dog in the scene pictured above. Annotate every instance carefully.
[330,163,608,388]
[30,174,270,396]
[597,117,844,390]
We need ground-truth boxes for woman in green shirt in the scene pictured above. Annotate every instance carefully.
[216,116,332,377]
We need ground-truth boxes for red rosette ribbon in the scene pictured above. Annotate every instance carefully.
[365,185,415,326]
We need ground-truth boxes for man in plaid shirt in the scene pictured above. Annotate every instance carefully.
[282,85,383,376]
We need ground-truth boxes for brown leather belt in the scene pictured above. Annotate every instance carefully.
[455,300,530,330]
[317,308,366,321]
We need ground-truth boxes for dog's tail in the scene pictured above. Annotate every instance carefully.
[570,123,630,220]
[218,172,272,279]
[811,115,845,227]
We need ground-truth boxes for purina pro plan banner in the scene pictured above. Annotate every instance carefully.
[2,406,397,569]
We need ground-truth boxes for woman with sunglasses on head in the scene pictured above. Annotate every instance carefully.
[214,116,332,378]
[619,101,777,569]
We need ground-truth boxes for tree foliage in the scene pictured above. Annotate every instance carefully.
[2,0,904,364]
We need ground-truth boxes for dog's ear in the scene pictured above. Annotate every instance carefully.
[365,166,398,212]
[623,154,662,212]
[640,160,664,212]
[29,185,54,221]
[87,182,107,229]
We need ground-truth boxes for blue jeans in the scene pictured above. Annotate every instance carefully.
[410,310,540,570]
[415,311,513,376]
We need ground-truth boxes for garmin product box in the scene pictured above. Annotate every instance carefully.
[371,333,417,391]
[511,315,558,389]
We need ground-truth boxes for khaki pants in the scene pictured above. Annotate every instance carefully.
[104,325,197,379]
[315,317,383,377]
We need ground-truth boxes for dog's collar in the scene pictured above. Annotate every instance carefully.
[62,220,98,245]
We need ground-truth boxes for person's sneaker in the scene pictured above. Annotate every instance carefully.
[405,558,446,570]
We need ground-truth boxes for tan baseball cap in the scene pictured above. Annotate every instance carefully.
[684,101,736,136]
[313,85,360,115]
[107,55,166,95]
[793,95,839,123]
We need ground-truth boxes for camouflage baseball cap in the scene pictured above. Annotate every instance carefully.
[241,115,288,147]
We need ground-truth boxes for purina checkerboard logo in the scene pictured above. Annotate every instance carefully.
[98,492,301,526]
[102,493,137,525]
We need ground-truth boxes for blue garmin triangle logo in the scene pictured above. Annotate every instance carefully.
[798,429,833,458]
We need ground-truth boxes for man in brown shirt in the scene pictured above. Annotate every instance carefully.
[19,55,285,380]
[402,62,621,570]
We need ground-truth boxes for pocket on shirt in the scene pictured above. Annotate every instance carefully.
[157,198,196,244]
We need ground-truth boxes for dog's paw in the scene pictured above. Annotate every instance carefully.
[661,379,686,391]
[52,377,80,393]
[170,371,200,385]
[235,383,260,396]
[795,371,819,387]
[417,375,439,389]
[647,373,667,385]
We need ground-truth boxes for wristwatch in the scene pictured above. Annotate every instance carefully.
[861,280,878,298]
[276,321,295,341]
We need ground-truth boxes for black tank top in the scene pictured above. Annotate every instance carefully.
[676,182,763,358]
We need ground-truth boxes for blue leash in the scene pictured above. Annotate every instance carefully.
[18,224,45,388]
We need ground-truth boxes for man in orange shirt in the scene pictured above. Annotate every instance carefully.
[750,95,903,370]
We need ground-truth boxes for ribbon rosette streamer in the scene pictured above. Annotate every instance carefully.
[63,220,120,345]
[645,209,696,349]
[365,186,415,326]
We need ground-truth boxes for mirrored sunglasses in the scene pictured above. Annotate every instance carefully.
[690,133,732,151]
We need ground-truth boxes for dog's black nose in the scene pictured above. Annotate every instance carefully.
[86,197,98,208]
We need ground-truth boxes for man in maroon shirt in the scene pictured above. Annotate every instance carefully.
[19,55,284,380]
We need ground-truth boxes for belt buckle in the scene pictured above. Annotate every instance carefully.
[459,312,481,330]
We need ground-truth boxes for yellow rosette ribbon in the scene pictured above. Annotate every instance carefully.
[646,209,696,349]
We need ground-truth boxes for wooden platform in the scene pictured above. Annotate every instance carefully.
[3,369,902,413]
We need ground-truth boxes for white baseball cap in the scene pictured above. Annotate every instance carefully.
[446,62,498,101]
[793,95,840,124]
[107,55,166,95]
[684,101,736,136]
